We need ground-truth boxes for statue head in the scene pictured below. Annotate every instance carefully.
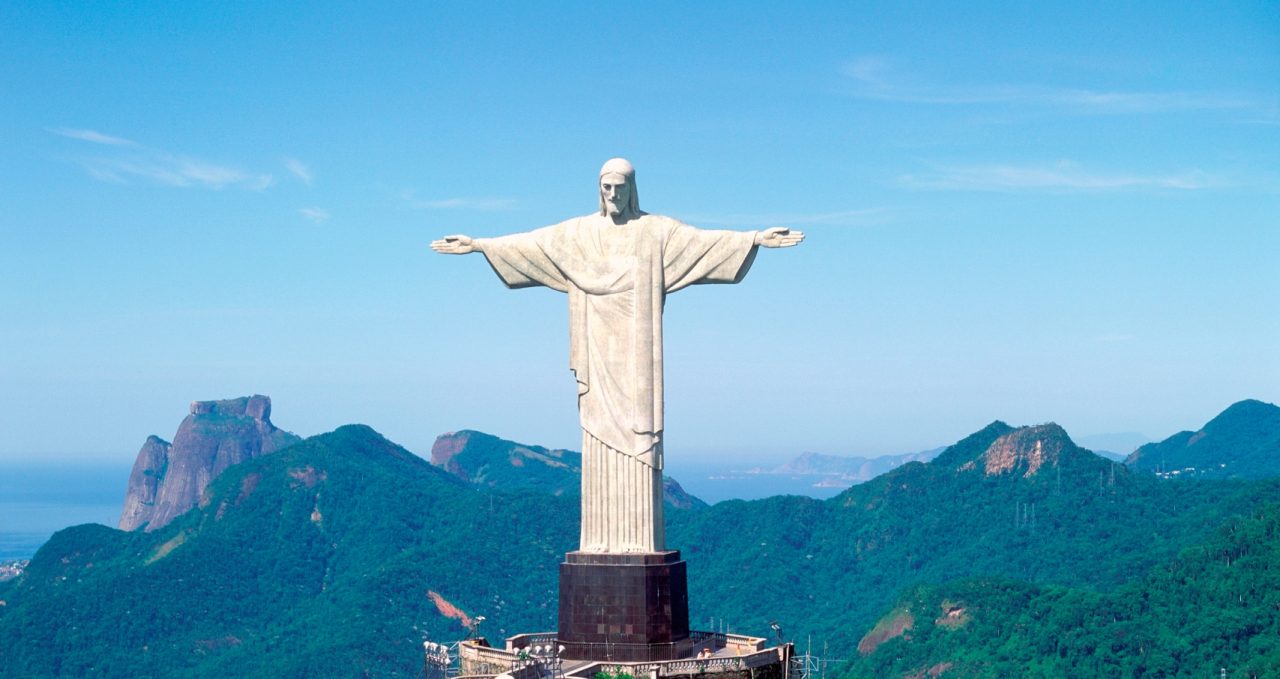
[598,157,640,219]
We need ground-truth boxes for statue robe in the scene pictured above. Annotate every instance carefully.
[479,214,758,552]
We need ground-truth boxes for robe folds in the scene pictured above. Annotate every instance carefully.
[478,214,758,552]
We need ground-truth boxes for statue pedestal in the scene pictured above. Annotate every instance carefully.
[557,550,691,662]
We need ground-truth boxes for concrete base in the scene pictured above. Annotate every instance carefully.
[557,551,691,662]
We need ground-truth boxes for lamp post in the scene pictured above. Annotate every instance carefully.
[423,641,453,679]
[517,643,565,679]
[467,615,487,641]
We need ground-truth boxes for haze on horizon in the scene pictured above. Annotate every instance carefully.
[1,2,1277,466]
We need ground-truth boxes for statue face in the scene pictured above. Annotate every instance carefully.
[600,173,632,218]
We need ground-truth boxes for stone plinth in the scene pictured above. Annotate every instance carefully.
[557,550,691,662]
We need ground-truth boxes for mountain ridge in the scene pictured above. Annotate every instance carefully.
[755,447,945,483]
[1126,399,1280,479]
[430,429,707,509]
[844,501,1280,677]
[6,404,1278,676]
[3,424,575,678]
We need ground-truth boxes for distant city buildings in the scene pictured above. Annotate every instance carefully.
[1154,463,1228,480]
[0,559,29,581]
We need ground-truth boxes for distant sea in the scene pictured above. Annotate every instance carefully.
[665,462,851,505]
[0,462,130,560]
[0,459,844,559]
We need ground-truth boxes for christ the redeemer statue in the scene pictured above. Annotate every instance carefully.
[432,158,802,554]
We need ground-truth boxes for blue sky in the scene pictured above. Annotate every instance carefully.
[2,1,1277,465]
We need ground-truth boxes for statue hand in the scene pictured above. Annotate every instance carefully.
[431,234,479,255]
[756,227,804,248]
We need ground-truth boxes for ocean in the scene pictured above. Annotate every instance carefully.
[0,459,847,560]
[0,462,131,560]
[665,462,852,505]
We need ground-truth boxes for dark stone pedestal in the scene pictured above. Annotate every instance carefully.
[557,550,691,662]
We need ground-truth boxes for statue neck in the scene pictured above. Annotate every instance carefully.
[608,210,642,226]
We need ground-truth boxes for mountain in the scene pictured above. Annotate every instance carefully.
[844,503,1280,678]
[1088,448,1130,462]
[5,418,1276,676]
[430,429,707,509]
[430,430,579,495]
[1126,399,1280,479]
[670,421,1275,651]
[662,475,705,510]
[764,447,944,480]
[1,425,578,678]
[119,395,301,531]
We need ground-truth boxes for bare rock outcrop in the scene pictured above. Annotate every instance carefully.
[117,435,173,531]
[954,423,1072,478]
[118,395,300,531]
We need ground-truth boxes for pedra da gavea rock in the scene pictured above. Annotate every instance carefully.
[119,395,300,531]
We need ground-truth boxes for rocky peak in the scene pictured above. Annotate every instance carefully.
[117,436,173,532]
[958,424,1073,478]
[189,394,272,420]
[430,430,475,481]
[119,395,300,531]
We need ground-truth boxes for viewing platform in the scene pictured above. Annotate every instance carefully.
[433,630,792,679]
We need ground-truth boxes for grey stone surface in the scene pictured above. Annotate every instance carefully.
[117,435,172,532]
[433,159,801,553]
[118,395,300,531]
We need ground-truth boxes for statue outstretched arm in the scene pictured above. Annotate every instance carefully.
[755,226,805,248]
[430,234,485,255]
[436,226,572,292]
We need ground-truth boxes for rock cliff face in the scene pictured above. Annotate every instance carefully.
[118,395,300,531]
[945,422,1095,479]
[117,435,173,531]
[974,424,1070,478]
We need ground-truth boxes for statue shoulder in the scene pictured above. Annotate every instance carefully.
[522,216,584,239]
[634,213,685,230]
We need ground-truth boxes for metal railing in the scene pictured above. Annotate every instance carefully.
[567,645,786,679]
[506,632,559,653]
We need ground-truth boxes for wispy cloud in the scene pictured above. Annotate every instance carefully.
[49,127,136,146]
[842,56,1256,114]
[679,207,892,228]
[401,190,516,211]
[298,207,330,223]
[283,158,312,185]
[52,127,273,190]
[79,155,274,190]
[898,162,1221,192]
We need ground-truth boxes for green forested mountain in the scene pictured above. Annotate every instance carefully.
[1126,399,1280,479]
[2,419,1275,678]
[431,429,581,495]
[0,426,578,678]
[430,429,707,508]
[842,503,1280,678]
[671,421,1277,651]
